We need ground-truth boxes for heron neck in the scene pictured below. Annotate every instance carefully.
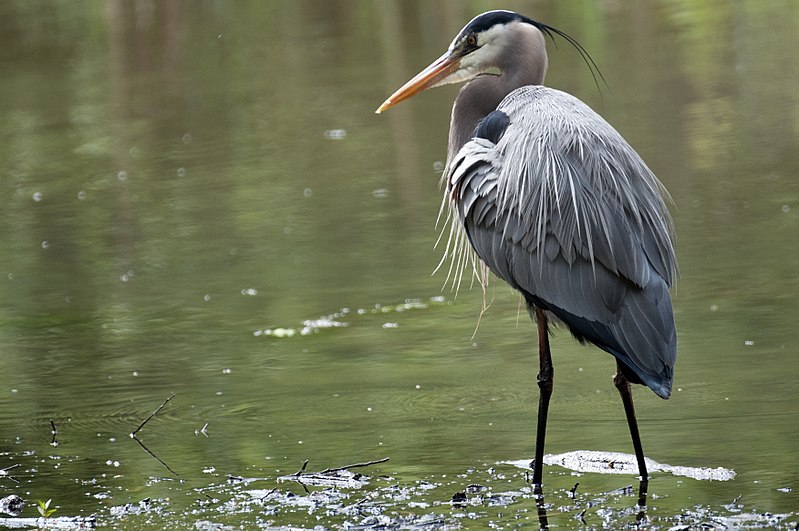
[447,77,507,164]
[446,49,546,166]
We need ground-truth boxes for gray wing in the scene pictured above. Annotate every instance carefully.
[446,86,677,399]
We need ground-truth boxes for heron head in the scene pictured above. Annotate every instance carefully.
[376,10,601,113]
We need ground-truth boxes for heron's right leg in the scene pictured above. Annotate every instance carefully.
[614,362,649,480]
[531,307,553,486]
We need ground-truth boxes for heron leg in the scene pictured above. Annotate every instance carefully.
[613,362,649,480]
[531,307,553,486]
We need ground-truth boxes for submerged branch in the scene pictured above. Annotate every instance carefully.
[131,393,175,437]
[130,394,179,476]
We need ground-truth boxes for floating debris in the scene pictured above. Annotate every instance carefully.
[0,495,23,516]
[506,450,736,481]
[253,297,448,339]
[0,515,97,529]
[324,129,347,140]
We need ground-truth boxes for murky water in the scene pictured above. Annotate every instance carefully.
[1,1,798,528]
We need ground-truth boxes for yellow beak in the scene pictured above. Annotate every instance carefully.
[376,51,461,113]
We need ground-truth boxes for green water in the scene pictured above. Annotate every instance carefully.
[1,1,797,528]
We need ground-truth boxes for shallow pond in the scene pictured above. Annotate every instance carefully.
[0,1,797,528]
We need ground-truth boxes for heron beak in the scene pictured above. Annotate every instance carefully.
[376,51,461,113]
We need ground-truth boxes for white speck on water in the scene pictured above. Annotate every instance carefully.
[41,241,49,249]
[299,317,347,335]
[77,190,87,200]
[241,288,258,296]
[182,133,193,144]
[269,328,296,338]
[725,397,729,400]
[203,294,211,302]
[433,160,445,172]
[430,295,445,303]
[372,188,389,198]
[109,437,116,442]
[7,273,13,280]
[415,384,421,390]
[677,388,683,392]
[382,322,398,329]
[120,274,130,282]
[10,389,17,393]
[367,407,372,412]
[744,340,754,346]
[297,440,303,445]
[324,128,347,140]
[177,167,187,177]
[303,187,312,198]
[357,308,366,315]
[106,460,120,467]
[132,371,138,377]
[777,487,792,492]
[710,304,719,311]
[222,368,231,374]
[782,204,790,213]
[578,367,584,372]
[117,170,127,181]
[32,192,43,202]
[203,467,215,473]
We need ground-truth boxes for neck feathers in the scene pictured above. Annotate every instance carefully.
[447,21,548,164]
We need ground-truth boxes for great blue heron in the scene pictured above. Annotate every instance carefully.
[376,10,677,486]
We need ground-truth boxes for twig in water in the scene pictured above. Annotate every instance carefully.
[260,488,277,502]
[131,394,175,438]
[0,464,21,484]
[50,419,58,447]
[292,460,310,476]
[317,457,390,474]
[130,394,178,476]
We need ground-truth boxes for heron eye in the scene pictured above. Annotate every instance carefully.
[466,34,478,47]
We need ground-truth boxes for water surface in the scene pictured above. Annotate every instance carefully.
[0,1,797,528]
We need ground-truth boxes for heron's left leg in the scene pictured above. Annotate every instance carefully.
[531,307,553,486]
[614,361,649,480]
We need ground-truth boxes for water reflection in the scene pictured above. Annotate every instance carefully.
[0,0,797,527]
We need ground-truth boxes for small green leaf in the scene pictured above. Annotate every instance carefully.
[36,499,57,518]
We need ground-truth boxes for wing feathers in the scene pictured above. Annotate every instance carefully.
[446,86,677,398]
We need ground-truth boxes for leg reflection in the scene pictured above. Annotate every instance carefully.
[533,484,549,529]
[636,479,649,524]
